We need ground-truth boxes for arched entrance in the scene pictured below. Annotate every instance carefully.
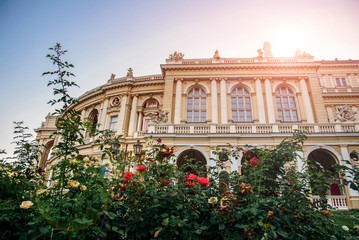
[177,149,207,174]
[39,140,54,170]
[308,149,342,195]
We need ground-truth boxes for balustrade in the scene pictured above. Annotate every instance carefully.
[143,122,358,135]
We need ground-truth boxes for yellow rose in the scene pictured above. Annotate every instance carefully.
[20,201,33,209]
[208,197,218,204]
[83,157,90,163]
[80,185,87,191]
[67,180,80,188]
[36,189,46,195]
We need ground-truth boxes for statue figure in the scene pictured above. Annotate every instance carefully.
[213,49,220,59]
[127,68,133,77]
[294,49,313,58]
[110,73,116,80]
[257,49,263,59]
[335,105,356,122]
[169,51,184,60]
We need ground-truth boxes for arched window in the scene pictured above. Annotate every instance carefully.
[231,87,252,122]
[87,109,99,136]
[141,99,160,131]
[177,149,207,174]
[275,87,298,122]
[187,88,206,122]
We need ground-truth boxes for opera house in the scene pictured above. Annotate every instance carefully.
[35,43,359,208]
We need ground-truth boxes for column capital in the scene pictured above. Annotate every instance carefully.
[298,76,308,81]
[254,77,263,81]
[131,93,139,98]
[210,77,219,81]
[219,77,228,81]
[263,76,272,80]
[175,78,183,82]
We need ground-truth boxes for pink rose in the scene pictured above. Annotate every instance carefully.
[186,174,197,181]
[197,177,209,187]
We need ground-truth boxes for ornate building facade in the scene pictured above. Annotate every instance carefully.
[36,43,359,208]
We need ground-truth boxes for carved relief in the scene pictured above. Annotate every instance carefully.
[169,51,184,60]
[111,97,120,106]
[335,105,356,122]
[151,110,169,124]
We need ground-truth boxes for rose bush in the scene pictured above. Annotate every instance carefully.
[2,44,359,239]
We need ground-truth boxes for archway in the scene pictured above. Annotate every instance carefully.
[39,140,54,170]
[308,149,342,195]
[177,149,207,174]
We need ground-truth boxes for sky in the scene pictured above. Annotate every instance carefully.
[1,0,359,158]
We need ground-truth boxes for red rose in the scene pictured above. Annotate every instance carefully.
[137,164,146,171]
[124,172,133,181]
[249,157,259,167]
[186,174,197,181]
[225,190,230,194]
[119,182,126,191]
[243,151,249,155]
[185,182,190,186]
[163,151,172,157]
[197,177,210,187]
[190,182,196,187]
[157,138,162,143]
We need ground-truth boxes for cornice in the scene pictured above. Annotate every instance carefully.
[161,63,321,72]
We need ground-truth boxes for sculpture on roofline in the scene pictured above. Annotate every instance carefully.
[127,68,133,77]
[213,49,220,59]
[110,73,116,80]
[169,51,184,60]
[294,49,313,58]
[257,49,263,59]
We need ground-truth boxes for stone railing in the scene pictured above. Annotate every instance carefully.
[146,123,359,135]
[311,195,348,210]
[322,87,359,94]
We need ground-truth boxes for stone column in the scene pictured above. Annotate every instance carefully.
[329,74,335,87]
[220,78,228,124]
[299,77,314,123]
[174,79,183,124]
[137,111,143,132]
[255,77,266,123]
[211,78,218,124]
[117,94,128,135]
[355,74,359,87]
[347,74,354,87]
[99,99,109,130]
[264,77,275,123]
[128,94,139,136]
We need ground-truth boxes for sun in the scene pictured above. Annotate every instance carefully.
[270,28,307,57]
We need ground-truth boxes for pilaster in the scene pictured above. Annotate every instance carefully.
[211,78,219,124]
[299,77,314,123]
[254,77,266,123]
[220,78,228,123]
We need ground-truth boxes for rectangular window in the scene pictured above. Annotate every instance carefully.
[109,116,118,132]
[336,77,347,87]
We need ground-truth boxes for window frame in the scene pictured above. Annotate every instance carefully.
[275,86,299,122]
[186,87,207,123]
[231,87,252,122]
